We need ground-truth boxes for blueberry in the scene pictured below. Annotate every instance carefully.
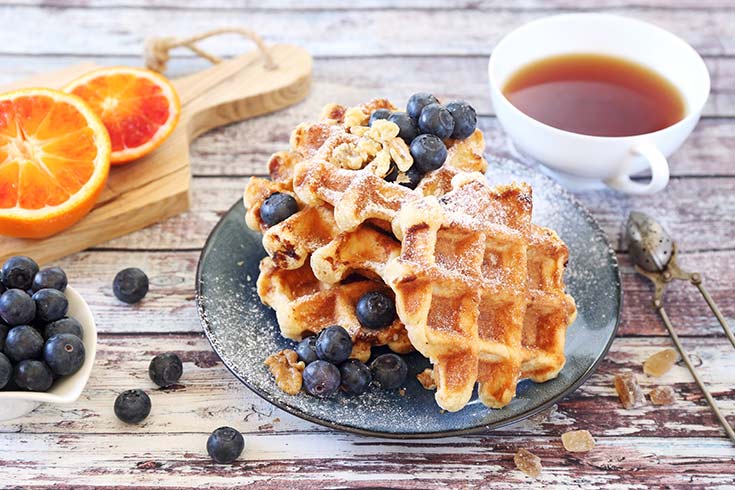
[388,112,419,143]
[113,268,149,304]
[0,353,11,390]
[315,325,352,364]
[44,333,85,377]
[418,103,455,140]
[32,267,68,292]
[0,323,8,351]
[14,360,53,392]
[149,352,183,387]
[207,426,245,464]
[33,289,68,323]
[445,100,477,140]
[260,192,299,227]
[356,291,396,329]
[407,92,439,121]
[114,389,151,424]
[410,134,447,173]
[370,353,408,389]
[43,317,83,341]
[339,359,372,395]
[369,108,392,126]
[302,360,341,398]
[295,336,318,365]
[1,256,39,291]
[400,166,425,190]
[0,289,36,326]
[4,325,44,362]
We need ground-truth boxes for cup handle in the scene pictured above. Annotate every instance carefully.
[604,144,670,195]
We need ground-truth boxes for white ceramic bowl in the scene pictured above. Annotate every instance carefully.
[0,286,97,421]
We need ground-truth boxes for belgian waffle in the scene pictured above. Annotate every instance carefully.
[257,257,412,362]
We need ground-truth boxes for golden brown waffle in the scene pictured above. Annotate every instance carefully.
[384,172,533,412]
[257,257,412,362]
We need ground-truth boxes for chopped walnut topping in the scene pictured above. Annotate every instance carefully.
[371,148,392,177]
[332,142,365,170]
[344,106,369,129]
[264,349,305,395]
[321,103,346,123]
[387,137,413,171]
[417,368,436,390]
[365,119,400,142]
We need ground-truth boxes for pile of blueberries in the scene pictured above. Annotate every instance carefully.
[377,92,478,189]
[295,290,408,398]
[0,256,85,392]
[257,93,477,227]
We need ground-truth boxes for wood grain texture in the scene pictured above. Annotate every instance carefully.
[0,7,733,57]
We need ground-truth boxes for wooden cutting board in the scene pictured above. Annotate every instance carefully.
[0,44,312,264]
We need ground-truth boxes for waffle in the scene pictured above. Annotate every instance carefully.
[257,257,412,362]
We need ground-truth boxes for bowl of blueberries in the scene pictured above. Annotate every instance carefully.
[0,256,96,421]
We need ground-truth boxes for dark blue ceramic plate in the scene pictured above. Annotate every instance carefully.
[196,157,621,438]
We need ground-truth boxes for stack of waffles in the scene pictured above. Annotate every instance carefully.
[244,99,577,412]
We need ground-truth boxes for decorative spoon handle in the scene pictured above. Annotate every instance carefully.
[656,303,735,443]
[692,279,735,350]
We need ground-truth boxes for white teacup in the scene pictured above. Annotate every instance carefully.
[488,13,710,194]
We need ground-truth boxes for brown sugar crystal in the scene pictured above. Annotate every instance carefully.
[649,386,676,406]
[514,448,542,478]
[614,371,646,409]
[643,348,678,377]
[264,349,305,395]
[561,430,596,452]
[417,368,437,390]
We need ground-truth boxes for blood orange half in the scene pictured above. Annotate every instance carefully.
[0,88,111,238]
[65,67,181,164]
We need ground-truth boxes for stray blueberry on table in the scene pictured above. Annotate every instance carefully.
[0,352,11,390]
[4,325,44,363]
[14,359,53,392]
[302,360,341,398]
[410,134,448,173]
[1,256,39,291]
[356,291,396,329]
[370,353,408,389]
[295,336,318,365]
[369,108,392,126]
[418,103,455,140]
[407,92,439,121]
[33,288,69,323]
[339,359,372,395]
[114,389,152,424]
[260,192,299,227]
[32,267,68,292]
[207,426,245,464]
[315,325,352,364]
[43,317,83,341]
[400,166,425,190]
[113,268,149,304]
[149,352,183,388]
[388,111,419,143]
[0,289,36,326]
[445,100,477,140]
[44,333,85,377]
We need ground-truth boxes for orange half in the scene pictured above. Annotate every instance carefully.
[0,88,111,238]
[65,67,181,164]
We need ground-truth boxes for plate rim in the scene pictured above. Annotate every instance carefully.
[195,160,622,439]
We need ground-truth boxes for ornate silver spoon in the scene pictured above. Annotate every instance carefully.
[626,211,734,442]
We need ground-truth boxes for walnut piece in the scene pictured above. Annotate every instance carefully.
[417,368,436,390]
[264,349,305,395]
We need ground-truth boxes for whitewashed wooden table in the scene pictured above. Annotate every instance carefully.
[1,1,734,488]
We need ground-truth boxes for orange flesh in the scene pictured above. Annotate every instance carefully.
[69,74,171,154]
[0,95,98,210]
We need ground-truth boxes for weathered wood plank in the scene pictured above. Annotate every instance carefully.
[0,55,733,118]
[11,0,735,9]
[0,432,732,489]
[53,250,735,337]
[0,335,732,439]
[0,7,732,57]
